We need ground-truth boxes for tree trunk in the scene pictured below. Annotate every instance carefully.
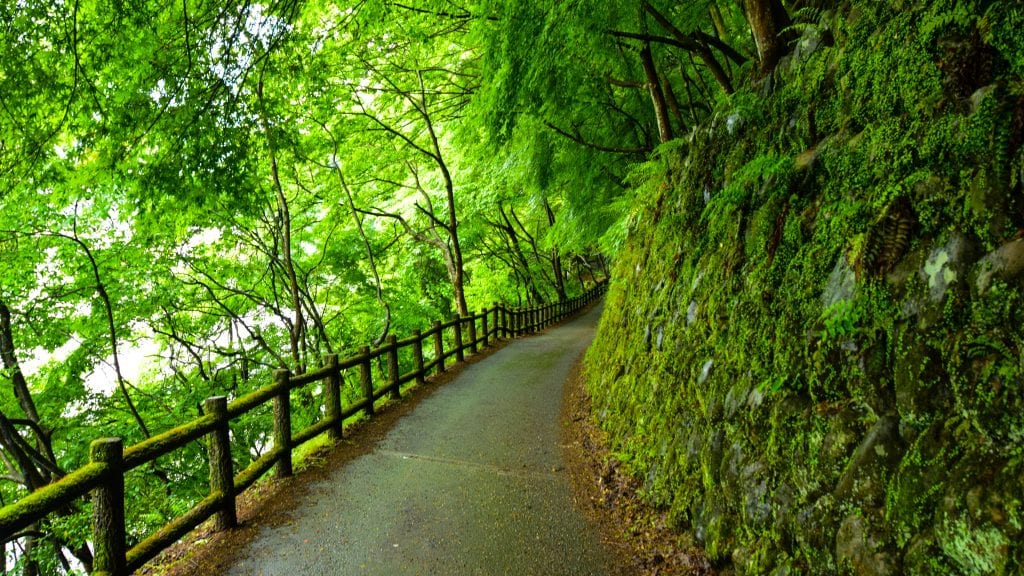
[497,207,546,304]
[258,79,307,371]
[0,301,45,436]
[744,0,791,75]
[421,71,468,316]
[639,42,673,143]
[642,2,734,94]
[336,167,391,346]
[543,199,568,301]
[55,228,152,440]
[710,4,729,40]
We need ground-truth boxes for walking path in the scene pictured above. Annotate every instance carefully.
[226,303,616,576]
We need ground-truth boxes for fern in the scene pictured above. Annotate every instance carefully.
[982,3,1024,78]
[783,6,826,38]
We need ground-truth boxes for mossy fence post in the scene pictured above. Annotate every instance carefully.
[481,308,489,348]
[412,330,425,385]
[432,321,445,374]
[453,313,464,363]
[272,369,293,478]
[491,302,500,340]
[358,346,374,416]
[324,354,343,440]
[386,335,400,400]
[204,396,237,530]
[468,312,478,354]
[91,437,127,576]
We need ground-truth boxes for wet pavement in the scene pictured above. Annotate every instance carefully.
[227,303,614,576]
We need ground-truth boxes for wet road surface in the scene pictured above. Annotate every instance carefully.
[227,303,614,576]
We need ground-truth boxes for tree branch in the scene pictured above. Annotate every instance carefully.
[543,121,652,155]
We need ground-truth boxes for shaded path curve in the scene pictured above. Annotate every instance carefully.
[227,303,616,576]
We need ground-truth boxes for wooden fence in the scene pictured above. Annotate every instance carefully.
[0,281,607,575]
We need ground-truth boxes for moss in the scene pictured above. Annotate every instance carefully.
[586,2,1024,573]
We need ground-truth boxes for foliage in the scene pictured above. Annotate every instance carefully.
[0,0,611,572]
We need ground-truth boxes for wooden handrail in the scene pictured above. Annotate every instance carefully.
[0,280,609,575]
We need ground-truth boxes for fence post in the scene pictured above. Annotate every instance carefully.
[324,354,343,440]
[468,312,478,354]
[387,334,401,400]
[91,438,127,576]
[493,303,501,340]
[481,308,489,348]
[359,346,374,416]
[273,369,293,478]
[432,321,445,374]
[453,313,464,363]
[412,330,425,385]
[204,396,237,530]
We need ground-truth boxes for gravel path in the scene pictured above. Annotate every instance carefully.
[226,303,614,576]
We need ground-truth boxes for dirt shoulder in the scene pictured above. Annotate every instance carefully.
[560,356,714,576]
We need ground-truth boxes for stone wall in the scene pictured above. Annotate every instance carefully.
[585,4,1023,574]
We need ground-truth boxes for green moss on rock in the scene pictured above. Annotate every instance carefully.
[586,2,1024,573]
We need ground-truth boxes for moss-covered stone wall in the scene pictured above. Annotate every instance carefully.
[585,3,1024,574]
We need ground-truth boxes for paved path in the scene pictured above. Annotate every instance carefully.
[227,303,614,576]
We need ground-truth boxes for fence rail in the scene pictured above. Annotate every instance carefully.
[0,281,608,576]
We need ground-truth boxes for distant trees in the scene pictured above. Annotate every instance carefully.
[467,0,800,256]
